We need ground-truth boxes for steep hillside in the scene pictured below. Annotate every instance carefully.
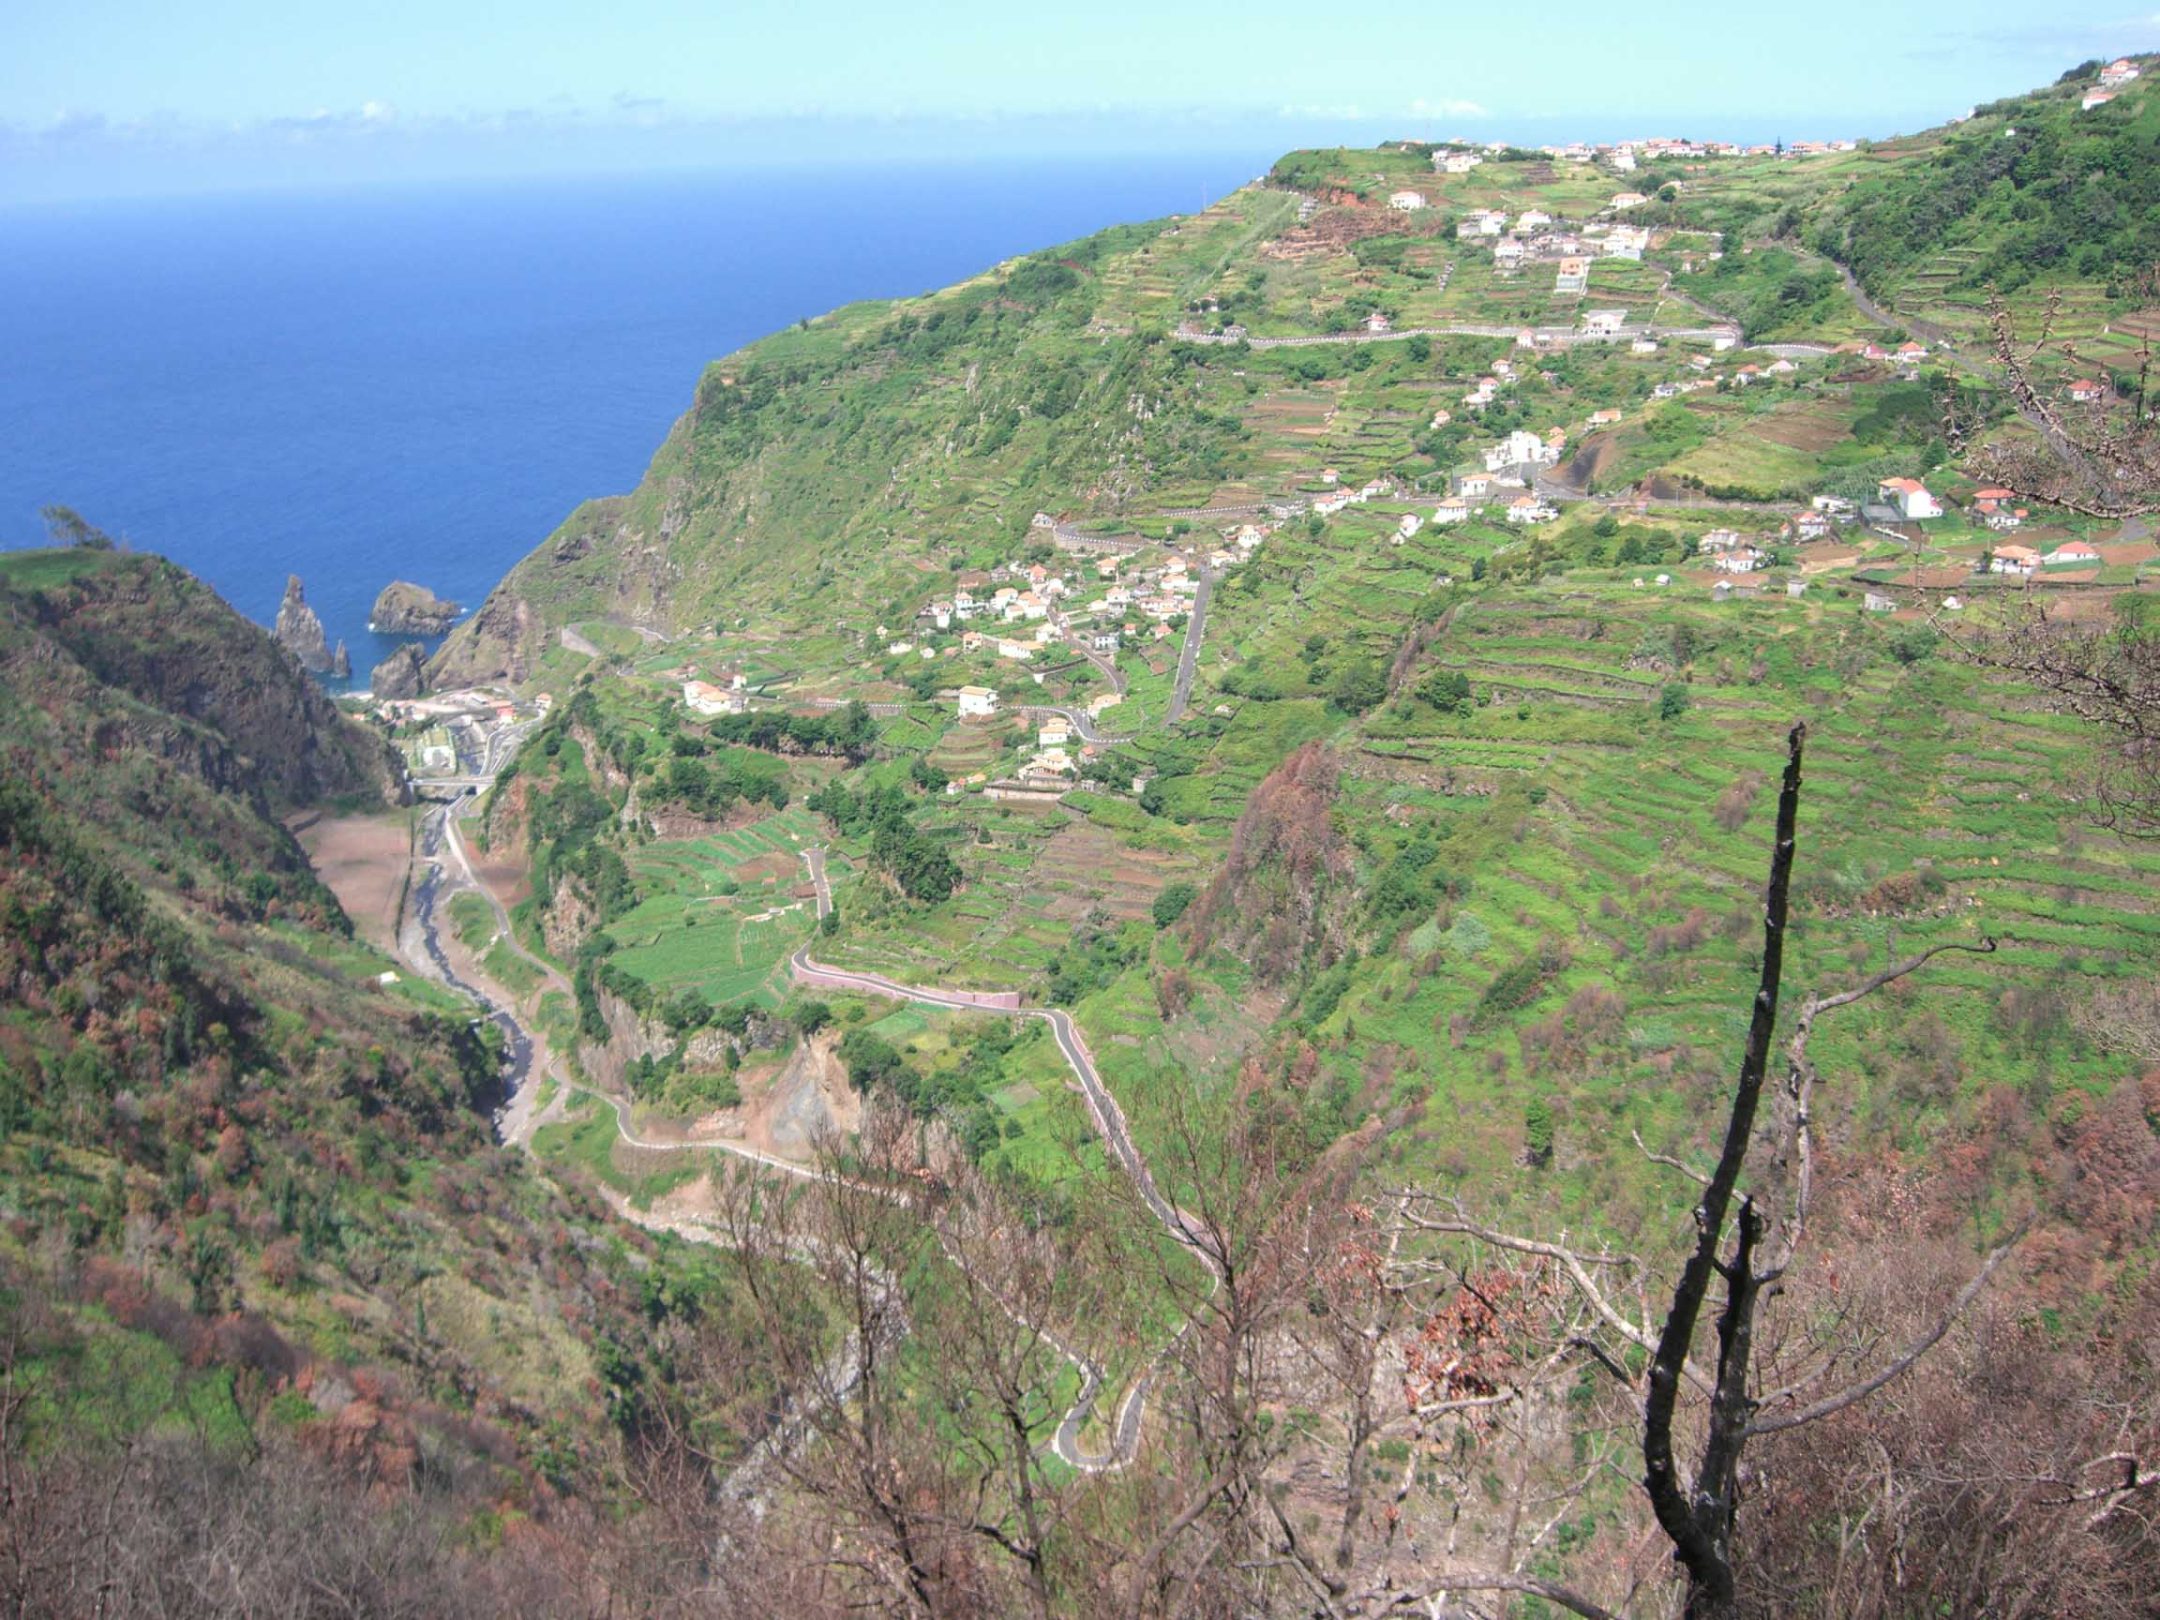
[0,545,766,1581]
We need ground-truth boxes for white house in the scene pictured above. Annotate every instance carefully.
[1555,257,1591,293]
[2083,90,2117,111]
[1362,311,1394,334]
[1459,472,1493,497]
[1713,547,1763,574]
[995,638,1037,661]
[1582,308,1627,338]
[957,685,999,718]
[1485,429,1560,471]
[1388,190,1428,211]
[1697,528,1744,554]
[2100,58,2141,87]
[1610,191,1649,209]
[1494,238,1526,267]
[1876,477,1941,520]
[1436,150,1483,174]
[1990,545,2040,576]
[683,679,731,717]
[2043,541,2103,568]
[1397,512,1423,540]
[1506,494,1558,525]
[1632,337,1661,354]
[1515,209,1552,232]
[1433,496,1471,524]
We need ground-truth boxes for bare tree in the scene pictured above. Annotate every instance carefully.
[1946,270,2160,518]
[1940,591,2160,837]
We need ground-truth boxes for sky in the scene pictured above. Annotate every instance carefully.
[4,0,2157,202]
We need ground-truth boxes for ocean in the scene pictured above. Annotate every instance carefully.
[0,157,1270,680]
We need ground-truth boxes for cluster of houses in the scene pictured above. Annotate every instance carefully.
[1311,468,1400,516]
[1430,134,1859,175]
[2084,60,2140,109]
[1464,207,1651,286]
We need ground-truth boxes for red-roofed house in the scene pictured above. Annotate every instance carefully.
[1877,477,1942,519]
[2067,378,2108,404]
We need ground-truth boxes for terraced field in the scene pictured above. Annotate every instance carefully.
[607,807,825,1005]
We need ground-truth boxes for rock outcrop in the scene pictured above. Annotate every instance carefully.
[274,575,332,673]
[330,640,352,681]
[370,580,462,636]
[369,641,429,701]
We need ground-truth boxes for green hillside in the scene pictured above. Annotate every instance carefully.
[0,547,769,1559]
[12,56,2160,1618]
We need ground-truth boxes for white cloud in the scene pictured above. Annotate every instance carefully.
[1410,97,1489,119]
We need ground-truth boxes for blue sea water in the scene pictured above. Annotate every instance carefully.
[0,157,1269,679]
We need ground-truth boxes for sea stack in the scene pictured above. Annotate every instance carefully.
[369,641,429,701]
[370,580,462,636]
[275,575,333,673]
[330,640,352,680]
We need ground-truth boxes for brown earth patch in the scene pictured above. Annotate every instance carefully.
[1753,400,1855,453]
[734,851,799,885]
[295,810,413,953]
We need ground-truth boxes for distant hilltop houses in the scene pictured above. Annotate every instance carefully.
[1431,134,1859,172]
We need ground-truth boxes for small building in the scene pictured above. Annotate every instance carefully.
[1863,592,1897,613]
[1786,578,1808,598]
[957,685,999,718]
[2043,541,2102,567]
[2099,57,2141,87]
[1610,191,1649,209]
[1555,256,1591,294]
[1876,477,1942,520]
[1990,545,2041,576]
[1582,308,1627,338]
[683,679,731,717]
[1387,189,1427,211]
[2066,378,2108,404]
[1433,495,1471,524]
[1506,494,1558,525]
[1362,310,1394,334]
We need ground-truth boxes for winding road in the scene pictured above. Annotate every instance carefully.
[400,774,1196,1473]
[793,847,1213,1469]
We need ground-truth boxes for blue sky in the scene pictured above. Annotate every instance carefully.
[4,0,2155,201]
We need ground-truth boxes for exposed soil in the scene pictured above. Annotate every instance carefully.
[294,809,413,953]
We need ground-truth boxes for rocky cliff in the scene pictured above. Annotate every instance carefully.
[369,640,429,700]
[1,550,399,814]
[371,579,461,635]
[274,573,332,672]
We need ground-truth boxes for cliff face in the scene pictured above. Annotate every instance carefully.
[274,574,332,672]
[369,641,429,700]
[1,550,399,815]
[371,579,461,635]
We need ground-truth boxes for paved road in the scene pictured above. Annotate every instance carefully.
[1163,568,1217,724]
[787,865,1215,1471]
